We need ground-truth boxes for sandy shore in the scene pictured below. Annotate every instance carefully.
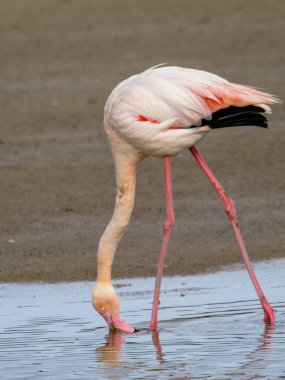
[1,0,284,282]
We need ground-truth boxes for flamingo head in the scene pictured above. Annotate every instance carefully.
[92,282,135,334]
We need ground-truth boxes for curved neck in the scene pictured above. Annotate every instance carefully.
[97,154,139,283]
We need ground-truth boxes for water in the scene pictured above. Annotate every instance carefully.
[1,259,285,379]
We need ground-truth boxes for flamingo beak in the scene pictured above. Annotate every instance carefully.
[102,311,136,334]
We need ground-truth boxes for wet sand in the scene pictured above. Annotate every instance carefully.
[0,0,285,282]
[1,259,285,379]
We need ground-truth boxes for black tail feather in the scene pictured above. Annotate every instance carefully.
[189,105,269,130]
[210,105,265,121]
[210,119,268,129]
[209,112,268,129]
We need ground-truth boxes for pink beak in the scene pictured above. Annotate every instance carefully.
[102,311,135,334]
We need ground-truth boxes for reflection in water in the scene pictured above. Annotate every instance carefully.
[1,259,285,379]
[152,331,164,364]
[96,329,165,368]
[96,322,277,379]
[96,331,126,364]
[231,323,276,377]
[257,323,275,351]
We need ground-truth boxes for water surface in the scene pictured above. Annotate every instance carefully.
[1,259,285,379]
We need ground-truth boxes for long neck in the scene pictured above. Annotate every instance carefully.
[97,154,139,283]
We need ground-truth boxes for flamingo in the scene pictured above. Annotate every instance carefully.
[92,65,278,333]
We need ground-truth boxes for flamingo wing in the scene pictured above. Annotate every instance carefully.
[106,66,277,129]
[104,66,278,156]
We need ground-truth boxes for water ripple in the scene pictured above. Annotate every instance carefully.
[0,259,285,379]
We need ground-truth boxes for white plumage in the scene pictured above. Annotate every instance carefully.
[104,65,277,156]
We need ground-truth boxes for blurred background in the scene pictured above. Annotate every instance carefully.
[0,0,284,282]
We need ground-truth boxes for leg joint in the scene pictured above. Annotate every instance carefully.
[163,213,175,231]
[223,192,237,222]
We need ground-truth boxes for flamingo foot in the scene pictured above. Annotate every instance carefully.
[102,311,136,333]
[262,299,275,324]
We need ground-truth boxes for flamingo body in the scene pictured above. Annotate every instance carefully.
[104,65,276,156]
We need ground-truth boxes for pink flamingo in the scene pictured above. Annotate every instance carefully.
[92,65,278,333]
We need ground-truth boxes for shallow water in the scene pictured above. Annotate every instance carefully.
[1,259,285,380]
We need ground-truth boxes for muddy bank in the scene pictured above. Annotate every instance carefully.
[0,0,284,282]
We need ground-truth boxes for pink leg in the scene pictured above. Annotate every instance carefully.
[189,146,275,324]
[150,156,175,331]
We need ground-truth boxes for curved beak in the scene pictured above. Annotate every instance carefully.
[102,311,135,334]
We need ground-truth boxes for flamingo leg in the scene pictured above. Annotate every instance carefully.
[150,155,175,331]
[189,146,275,324]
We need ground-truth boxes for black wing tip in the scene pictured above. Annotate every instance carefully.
[209,120,269,129]
[202,105,269,130]
[212,105,266,121]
